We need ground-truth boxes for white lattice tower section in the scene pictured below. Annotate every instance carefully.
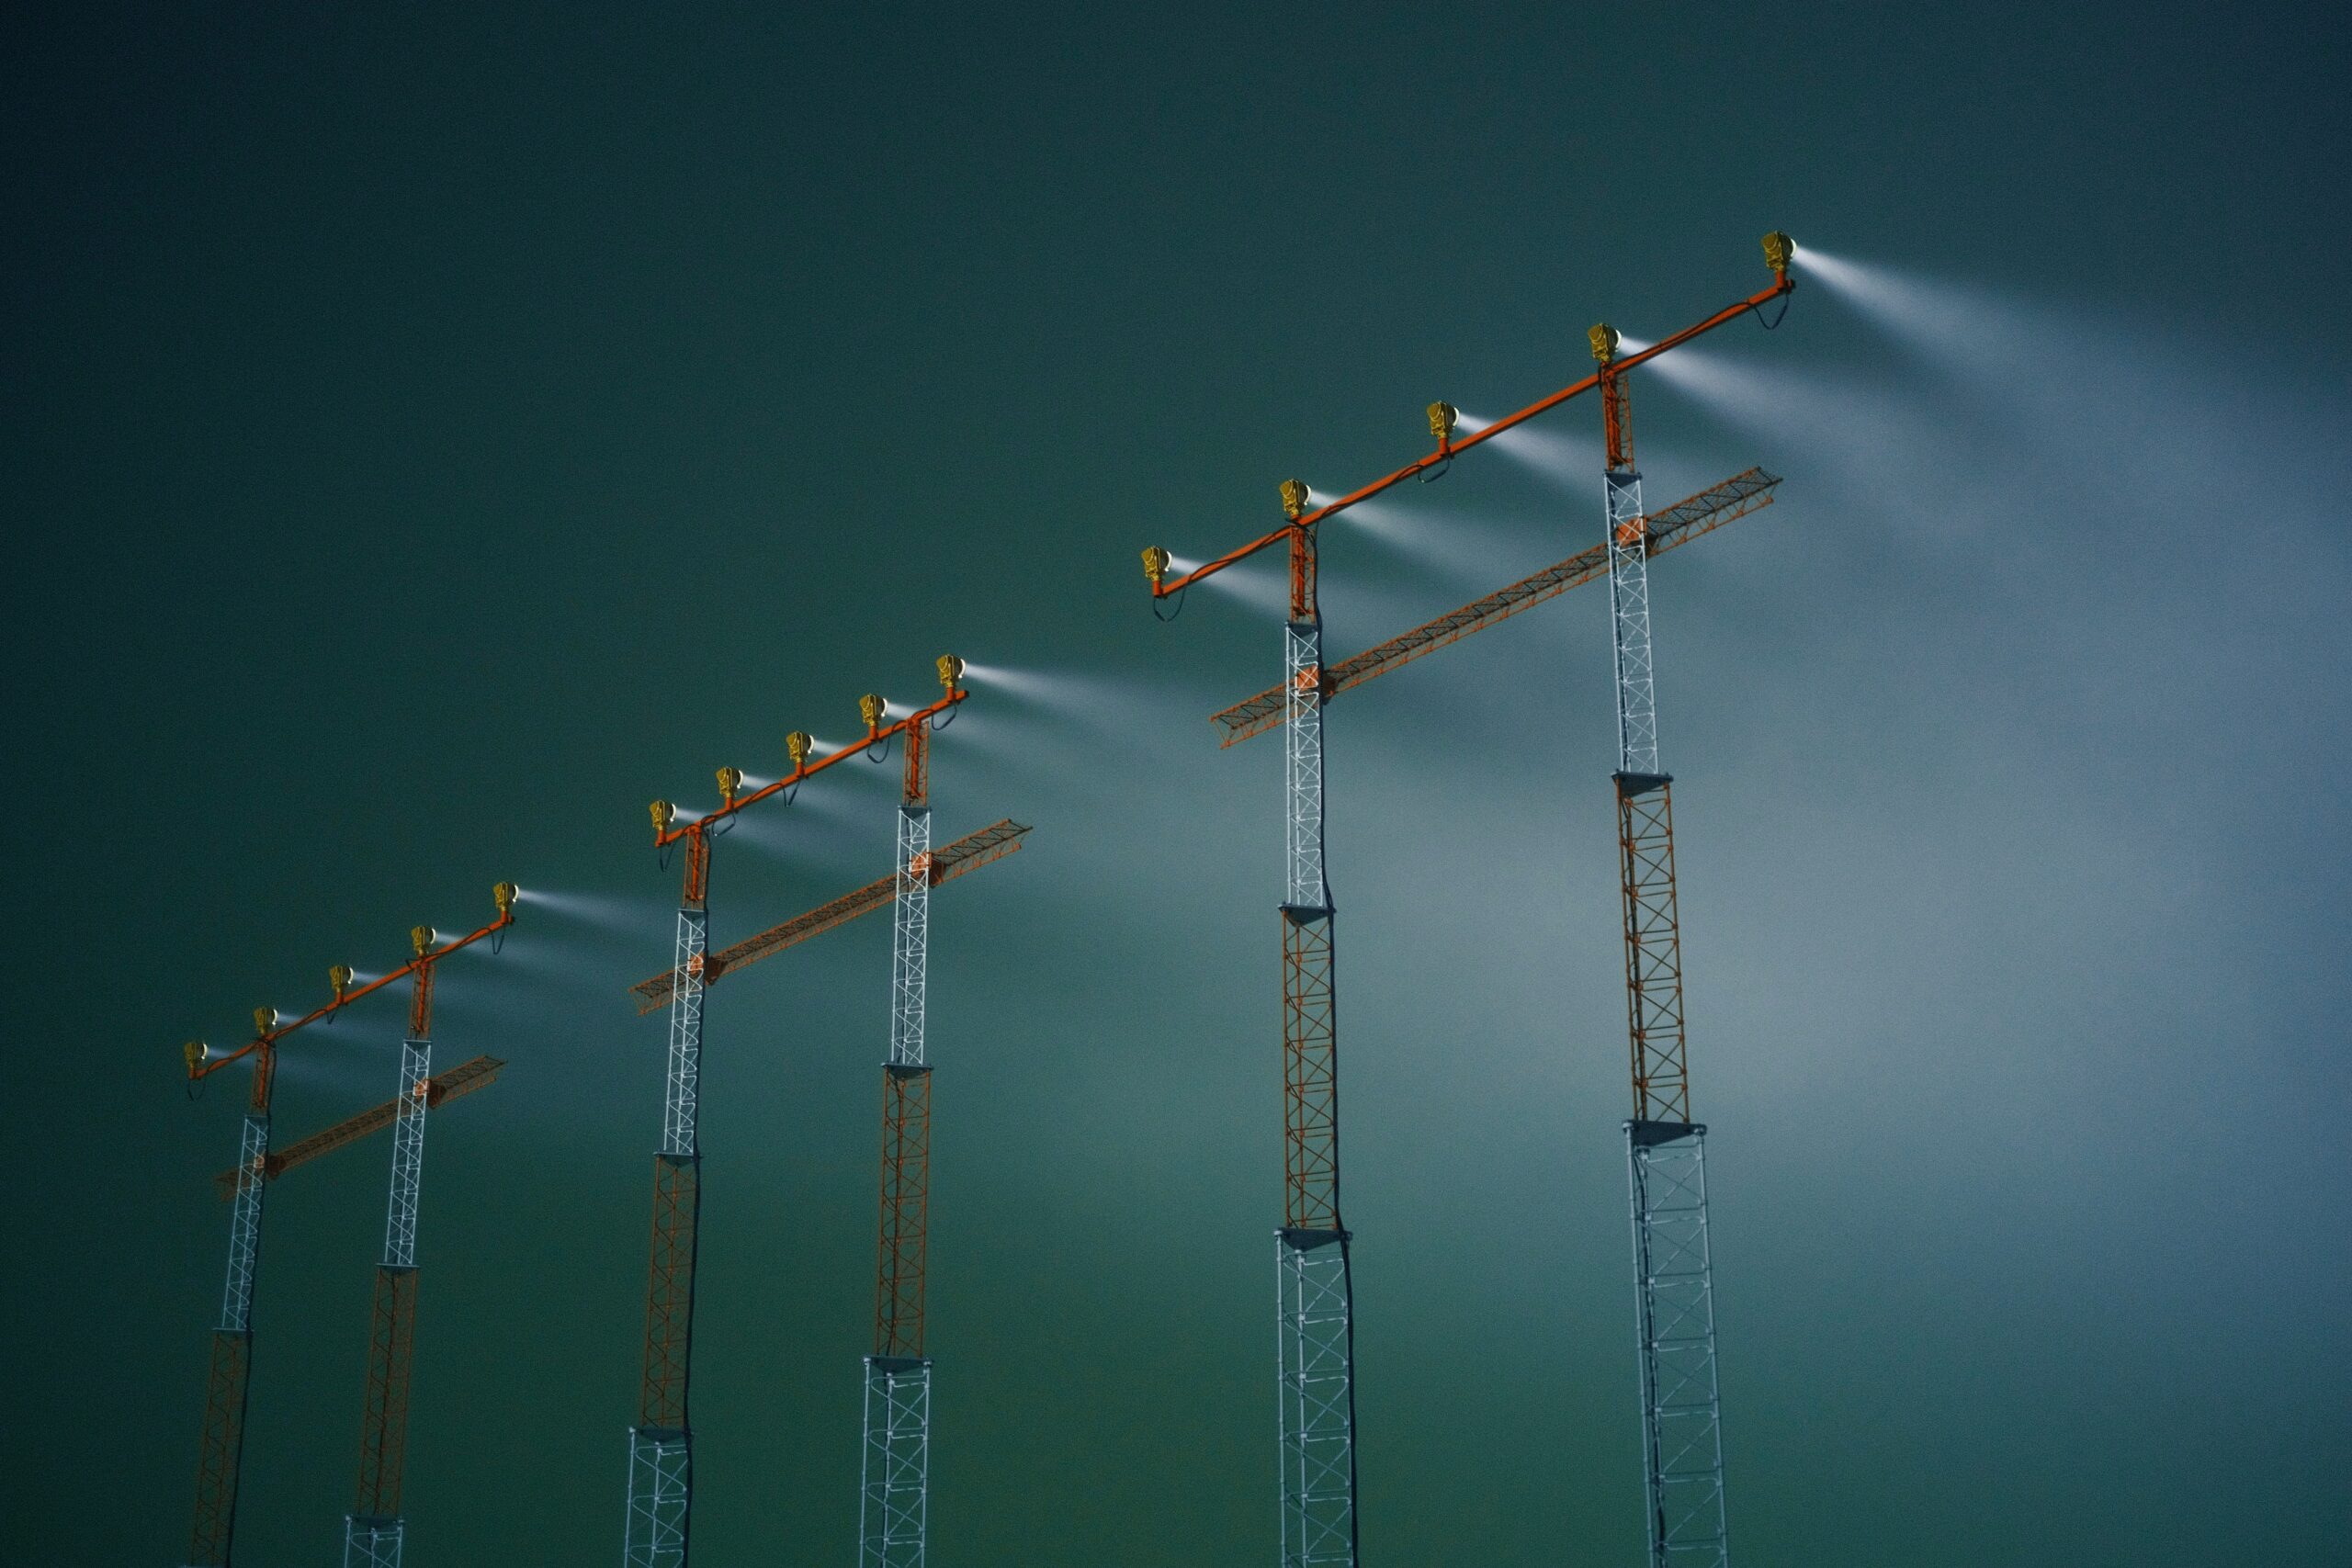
[1608,469,1660,775]
[625,1430,691,1567]
[382,1039,430,1270]
[221,1114,268,1332]
[860,1359,932,1567]
[1283,621,1327,910]
[890,806,932,1068]
[1628,1124,1728,1568]
[342,1518,401,1568]
[1277,1235,1355,1566]
[662,908,707,1158]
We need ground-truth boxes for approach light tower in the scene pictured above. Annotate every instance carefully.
[179,885,517,1568]
[1142,231,1796,1566]
[626,661,969,1568]
[1593,229,1796,1568]
[343,888,517,1567]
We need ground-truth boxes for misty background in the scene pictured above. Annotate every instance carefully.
[5,5,2347,1563]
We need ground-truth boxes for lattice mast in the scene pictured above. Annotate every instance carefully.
[1596,226,1793,1568]
[628,668,971,1568]
[343,890,515,1568]
[178,894,516,1568]
[862,692,942,1568]
[1143,234,1796,1565]
[181,1024,277,1568]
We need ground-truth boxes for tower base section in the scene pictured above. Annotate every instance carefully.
[860,1356,932,1567]
[1626,1121,1727,1568]
[1277,1228,1356,1567]
[624,1425,692,1568]
[341,1514,403,1568]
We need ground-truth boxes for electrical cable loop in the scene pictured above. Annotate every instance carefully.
[1150,581,1191,623]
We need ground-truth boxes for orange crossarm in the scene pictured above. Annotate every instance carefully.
[1210,469,1782,745]
[655,688,969,849]
[210,1055,506,1200]
[1154,276,1792,598]
[628,820,1032,1015]
[191,910,514,1084]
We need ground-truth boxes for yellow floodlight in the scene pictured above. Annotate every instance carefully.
[786,731,813,769]
[859,694,887,730]
[1589,322,1620,364]
[492,882,518,916]
[1279,479,1310,521]
[715,766,742,806]
[329,964,354,1001]
[650,799,675,840]
[1427,401,1459,442]
[1762,231,1794,275]
[253,1007,278,1036]
[1141,546,1170,588]
[412,925,437,956]
[937,655,965,694]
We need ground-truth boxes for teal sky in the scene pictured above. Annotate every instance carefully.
[6,6,2349,1563]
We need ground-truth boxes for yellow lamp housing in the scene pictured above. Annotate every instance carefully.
[1141,546,1170,588]
[650,799,675,840]
[1427,400,1459,442]
[859,693,887,731]
[1589,322,1620,364]
[1762,230,1794,275]
[183,1041,209,1074]
[715,766,743,806]
[329,964,355,1000]
[412,924,437,956]
[253,1007,278,1036]
[1279,478,1310,521]
[937,654,965,694]
[786,731,813,769]
[492,881,518,917]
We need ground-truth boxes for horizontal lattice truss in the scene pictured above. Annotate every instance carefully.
[860,1358,932,1568]
[1211,469,1781,744]
[630,819,1031,1012]
[1628,1123,1727,1568]
[1617,775,1690,1124]
[212,1057,504,1201]
[1278,1232,1356,1567]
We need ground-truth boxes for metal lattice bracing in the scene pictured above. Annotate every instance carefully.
[626,1429,692,1568]
[891,807,932,1069]
[662,908,707,1159]
[874,1066,932,1360]
[187,1111,269,1566]
[1609,468,1660,777]
[1616,777,1690,1124]
[628,903,707,1568]
[1277,1231,1356,1567]
[860,1358,933,1568]
[1283,622,1327,910]
[1628,1123,1727,1568]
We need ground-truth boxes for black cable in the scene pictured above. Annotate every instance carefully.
[1751,294,1792,331]
[1151,582,1190,622]
[1418,455,1452,484]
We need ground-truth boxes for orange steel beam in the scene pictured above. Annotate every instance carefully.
[628,820,1032,1015]
[188,908,516,1091]
[210,1056,507,1200]
[1152,272,1792,599]
[1207,469,1784,745]
[654,687,969,852]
